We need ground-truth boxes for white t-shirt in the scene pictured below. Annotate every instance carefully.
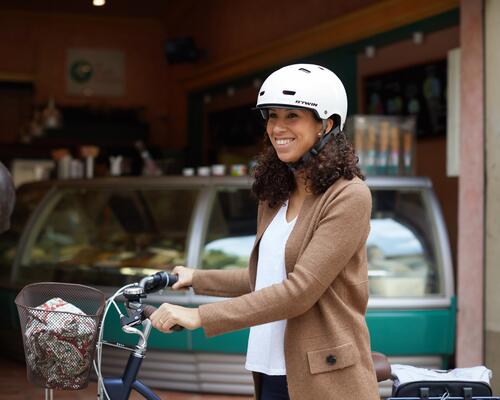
[245,201,297,375]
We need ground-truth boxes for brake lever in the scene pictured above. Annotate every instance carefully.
[120,309,143,328]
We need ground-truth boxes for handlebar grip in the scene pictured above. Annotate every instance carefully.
[142,305,184,332]
[142,272,179,293]
[142,304,157,318]
[166,273,178,287]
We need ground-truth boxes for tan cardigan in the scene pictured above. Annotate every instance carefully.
[192,177,380,400]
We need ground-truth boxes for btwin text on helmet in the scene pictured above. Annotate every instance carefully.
[295,100,318,107]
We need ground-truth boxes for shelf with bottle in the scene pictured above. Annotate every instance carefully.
[345,115,416,176]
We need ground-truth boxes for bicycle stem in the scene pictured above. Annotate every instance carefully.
[121,319,152,356]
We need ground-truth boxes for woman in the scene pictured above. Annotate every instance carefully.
[150,64,380,400]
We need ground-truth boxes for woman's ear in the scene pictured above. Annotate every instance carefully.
[326,118,334,133]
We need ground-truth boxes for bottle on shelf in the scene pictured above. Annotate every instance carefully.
[134,141,162,177]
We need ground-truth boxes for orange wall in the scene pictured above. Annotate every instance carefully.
[162,0,380,149]
[0,10,170,146]
[0,1,406,149]
[0,1,457,172]
[164,0,380,65]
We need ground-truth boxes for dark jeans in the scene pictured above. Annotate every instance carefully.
[259,373,290,400]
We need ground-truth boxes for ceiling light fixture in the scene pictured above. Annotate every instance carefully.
[93,0,106,6]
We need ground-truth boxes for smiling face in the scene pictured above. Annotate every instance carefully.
[266,108,329,163]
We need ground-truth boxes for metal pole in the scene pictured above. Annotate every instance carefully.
[45,388,53,400]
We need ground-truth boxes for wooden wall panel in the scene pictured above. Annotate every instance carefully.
[0,11,169,146]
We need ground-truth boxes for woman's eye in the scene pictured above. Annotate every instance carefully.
[268,113,277,119]
[287,113,298,119]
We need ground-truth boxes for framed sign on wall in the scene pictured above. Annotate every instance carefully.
[66,48,125,97]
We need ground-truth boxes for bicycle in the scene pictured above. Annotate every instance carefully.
[95,271,182,400]
[19,271,496,400]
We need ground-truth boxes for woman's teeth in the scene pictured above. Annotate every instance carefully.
[276,138,294,145]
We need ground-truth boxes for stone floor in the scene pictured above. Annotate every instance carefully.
[0,358,253,400]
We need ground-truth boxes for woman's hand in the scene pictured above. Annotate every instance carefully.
[150,303,201,333]
[171,265,194,290]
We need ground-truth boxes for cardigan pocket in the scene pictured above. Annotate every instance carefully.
[306,342,360,375]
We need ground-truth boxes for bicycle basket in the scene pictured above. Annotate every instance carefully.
[15,282,105,390]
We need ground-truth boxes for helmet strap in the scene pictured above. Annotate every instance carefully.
[287,122,340,171]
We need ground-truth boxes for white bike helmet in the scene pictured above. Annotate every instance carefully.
[256,63,348,130]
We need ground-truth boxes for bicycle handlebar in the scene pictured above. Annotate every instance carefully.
[140,271,178,293]
[119,271,185,332]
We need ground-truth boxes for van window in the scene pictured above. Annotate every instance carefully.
[14,188,198,287]
[201,189,257,270]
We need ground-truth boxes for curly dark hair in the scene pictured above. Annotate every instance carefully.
[252,123,364,208]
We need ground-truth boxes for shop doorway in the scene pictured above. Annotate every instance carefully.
[0,81,34,144]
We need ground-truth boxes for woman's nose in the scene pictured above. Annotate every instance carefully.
[270,119,286,133]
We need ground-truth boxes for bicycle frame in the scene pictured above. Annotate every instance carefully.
[99,320,160,400]
[96,272,178,400]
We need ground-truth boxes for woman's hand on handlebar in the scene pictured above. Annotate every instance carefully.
[171,266,194,290]
[150,303,201,333]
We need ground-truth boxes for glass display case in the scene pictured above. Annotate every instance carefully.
[13,188,198,286]
[0,175,454,395]
[199,181,449,300]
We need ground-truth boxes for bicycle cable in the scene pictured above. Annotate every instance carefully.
[94,283,135,400]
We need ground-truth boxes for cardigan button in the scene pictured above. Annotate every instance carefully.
[326,355,337,365]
